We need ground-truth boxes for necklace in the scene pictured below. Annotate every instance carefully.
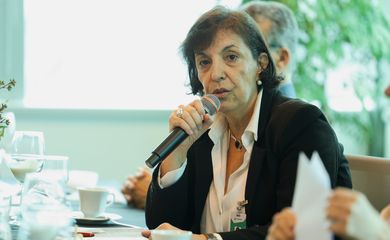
[230,132,243,151]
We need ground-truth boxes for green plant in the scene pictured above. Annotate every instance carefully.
[242,0,390,156]
[0,79,16,138]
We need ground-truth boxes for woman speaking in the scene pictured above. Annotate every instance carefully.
[143,6,352,240]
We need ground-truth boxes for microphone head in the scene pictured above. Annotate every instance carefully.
[201,94,220,115]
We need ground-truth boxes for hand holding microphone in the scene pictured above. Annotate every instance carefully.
[145,95,220,169]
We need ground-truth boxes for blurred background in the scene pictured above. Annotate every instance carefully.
[1,0,389,182]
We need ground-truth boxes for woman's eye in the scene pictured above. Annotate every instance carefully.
[226,54,239,62]
[198,59,210,67]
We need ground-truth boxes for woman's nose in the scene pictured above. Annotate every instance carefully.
[210,61,226,82]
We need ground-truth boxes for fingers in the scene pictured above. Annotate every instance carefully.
[122,176,137,204]
[156,222,179,230]
[267,208,296,240]
[326,188,359,236]
[141,230,151,238]
[121,179,133,193]
[135,167,151,178]
[380,204,390,221]
[144,223,181,240]
[121,180,133,204]
[171,100,207,136]
[328,220,347,236]
[327,188,357,216]
[122,171,151,208]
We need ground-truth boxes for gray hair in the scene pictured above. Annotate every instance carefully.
[240,1,299,72]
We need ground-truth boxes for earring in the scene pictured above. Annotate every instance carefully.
[256,69,262,86]
[259,52,269,70]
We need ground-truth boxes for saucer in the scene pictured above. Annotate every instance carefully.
[72,211,122,225]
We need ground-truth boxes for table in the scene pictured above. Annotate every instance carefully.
[73,203,147,240]
[10,179,147,239]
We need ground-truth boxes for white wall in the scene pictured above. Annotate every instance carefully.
[12,108,170,182]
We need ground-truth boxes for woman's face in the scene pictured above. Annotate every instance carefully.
[195,30,260,114]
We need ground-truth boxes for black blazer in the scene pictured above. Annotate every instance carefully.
[146,88,352,240]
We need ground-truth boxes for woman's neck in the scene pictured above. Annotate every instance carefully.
[226,95,257,138]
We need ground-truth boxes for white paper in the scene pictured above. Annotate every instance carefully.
[292,152,332,240]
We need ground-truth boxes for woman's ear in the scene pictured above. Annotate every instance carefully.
[273,47,290,72]
[258,52,269,71]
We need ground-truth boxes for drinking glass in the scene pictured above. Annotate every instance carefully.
[5,131,45,226]
[41,155,69,184]
[18,173,72,240]
[7,131,45,183]
[0,193,12,240]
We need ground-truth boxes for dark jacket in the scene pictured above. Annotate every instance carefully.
[146,88,352,240]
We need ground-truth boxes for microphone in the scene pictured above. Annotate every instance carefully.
[145,94,220,168]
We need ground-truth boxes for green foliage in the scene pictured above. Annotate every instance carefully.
[0,79,16,137]
[242,0,390,155]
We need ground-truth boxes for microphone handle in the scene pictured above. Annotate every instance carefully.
[145,128,188,168]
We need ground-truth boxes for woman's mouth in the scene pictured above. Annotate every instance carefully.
[212,88,230,98]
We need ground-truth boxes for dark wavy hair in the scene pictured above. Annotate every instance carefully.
[181,6,281,96]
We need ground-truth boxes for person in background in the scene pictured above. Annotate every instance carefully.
[241,1,298,98]
[121,0,300,210]
[141,6,351,240]
[267,188,390,240]
[121,167,150,209]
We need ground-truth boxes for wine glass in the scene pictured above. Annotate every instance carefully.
[5,131,45,226]
[40,155,69,193]
[19,173,72,240]
[7,131,45,183]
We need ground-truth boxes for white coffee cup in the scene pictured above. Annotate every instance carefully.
[78,187,115,218]
[151,230,192,240]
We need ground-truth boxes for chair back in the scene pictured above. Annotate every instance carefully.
[346,154,390,211]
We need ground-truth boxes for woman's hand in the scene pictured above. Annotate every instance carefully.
[380,204,390,222]
[267,208,296,240]
[326,188,358,237]
[160,99,213,176]
[141,222,207,240]
[326,187,385,239]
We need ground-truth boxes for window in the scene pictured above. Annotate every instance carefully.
[23,0,241,109]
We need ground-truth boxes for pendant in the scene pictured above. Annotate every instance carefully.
[234,140,243,150]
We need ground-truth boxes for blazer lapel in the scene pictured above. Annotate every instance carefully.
[245,145,266,223]
[245,88,277,223]
[193,137,214,232]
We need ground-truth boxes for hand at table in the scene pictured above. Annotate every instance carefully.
[121,167,151,209]
[267,208,296,240]
[141,222,207,240]
[326,188,387,239]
